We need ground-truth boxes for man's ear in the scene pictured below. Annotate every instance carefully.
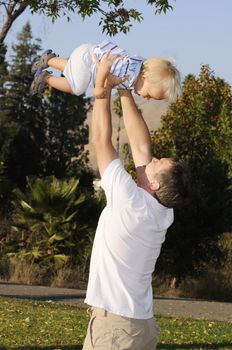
[150,180,160,191]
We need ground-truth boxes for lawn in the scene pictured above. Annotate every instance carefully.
[0,297,231,350]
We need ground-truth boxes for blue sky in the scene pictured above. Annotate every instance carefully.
[3,0,232,91]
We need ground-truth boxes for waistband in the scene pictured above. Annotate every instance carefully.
[91,306,116,317]
[90,307,151,323]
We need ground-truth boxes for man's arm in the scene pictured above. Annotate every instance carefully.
[92,51,126,177]
[91,87,117,177]
[119,90,152,167]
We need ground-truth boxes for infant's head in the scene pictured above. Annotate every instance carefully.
[134,57,181,102]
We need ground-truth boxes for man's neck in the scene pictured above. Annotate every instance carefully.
[136,166,154,195]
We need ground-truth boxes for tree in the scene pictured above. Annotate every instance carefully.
[1,22,45,188]
[1,22,92,189]
[0,41,7,95]
[0,0,174,43]
[150,65,232,282]
[40,89,92,183]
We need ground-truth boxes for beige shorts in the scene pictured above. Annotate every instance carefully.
[82,307,160,350]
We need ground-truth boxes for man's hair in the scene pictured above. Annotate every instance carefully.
[142,57,181,102]
[153,158,191,208]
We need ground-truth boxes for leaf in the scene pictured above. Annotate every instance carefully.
[20,200,33,211]
[31,249,42,259]
[48,233,71,243]
[53,254,70,266]
[62,211,77,223]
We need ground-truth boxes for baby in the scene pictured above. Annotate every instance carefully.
[30,40,181,102]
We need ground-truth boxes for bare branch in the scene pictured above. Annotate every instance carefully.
[0,1,28,43]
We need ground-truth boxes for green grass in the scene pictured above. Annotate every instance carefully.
[0,297,231,350]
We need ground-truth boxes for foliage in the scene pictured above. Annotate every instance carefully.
[0,22,91,191]
[0,42,19,190]
[1,23,43,188]
[0,42,7,95]
[37,88,92,181]
[0,297,232,349]
[0,23,98,280]
[0,0,174,43]
[0,161,12,216]
[151,65,232,280]
[6,176,100,270]
[0,42,16,215]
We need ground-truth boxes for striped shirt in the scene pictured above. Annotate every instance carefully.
[91,41,145,90]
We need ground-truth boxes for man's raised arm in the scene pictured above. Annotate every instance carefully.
[91,51,126,177]
[91,89,118,177]
[119,90,152,167]
[91,60,117,177]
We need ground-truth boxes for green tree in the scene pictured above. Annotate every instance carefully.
[1,22,91,189]
[2,22,45,188]
[40,89,92,184]
[0,44,18,216]
[0,41,7,96]
[151,65,232,283]
[0,0,174,43]
[0,41,17,162]
[0,161,11,216]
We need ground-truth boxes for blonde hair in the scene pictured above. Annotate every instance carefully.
[142,57,181,102]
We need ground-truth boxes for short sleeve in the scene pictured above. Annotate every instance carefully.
[101,159,137,208]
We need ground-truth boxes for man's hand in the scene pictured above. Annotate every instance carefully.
[93,50,122,82]
[93,50,128,98]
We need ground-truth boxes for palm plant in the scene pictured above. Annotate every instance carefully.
[8,176,92,268]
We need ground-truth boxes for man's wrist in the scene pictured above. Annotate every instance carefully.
[93,85,112,99]
[93,86,107,99]
[118,89,132,97]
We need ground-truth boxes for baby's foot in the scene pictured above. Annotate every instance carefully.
[31,49,56,74]
[30,69,51,95]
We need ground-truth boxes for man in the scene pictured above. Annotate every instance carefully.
[82,52,191,349]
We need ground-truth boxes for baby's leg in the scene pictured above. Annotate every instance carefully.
[48,57,68,73]
[45,75,73,94]
[30,70,73,95]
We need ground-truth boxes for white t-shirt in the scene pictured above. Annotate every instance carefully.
[85,159,174,319]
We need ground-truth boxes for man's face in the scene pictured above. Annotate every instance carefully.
[145,158,173,186]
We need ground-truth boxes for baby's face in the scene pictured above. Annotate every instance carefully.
[134,78,165,101]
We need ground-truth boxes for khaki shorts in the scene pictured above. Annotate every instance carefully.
[82,307,160,350]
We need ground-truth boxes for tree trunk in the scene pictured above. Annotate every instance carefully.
[170,276,178,289]
[0,2,28,44]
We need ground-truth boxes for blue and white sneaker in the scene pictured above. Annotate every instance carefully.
[30,69,51,95]
[31,49,56,74]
